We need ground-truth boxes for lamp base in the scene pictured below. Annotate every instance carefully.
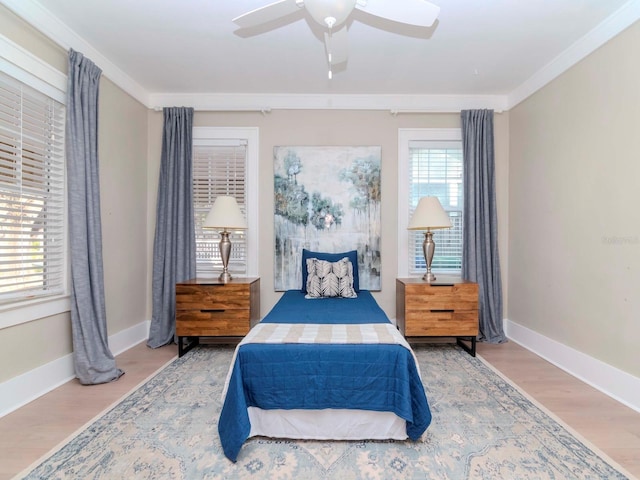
[422,271,436,283]
[219,271,233,283]
[422,230,437,283]
[218,230,233,283]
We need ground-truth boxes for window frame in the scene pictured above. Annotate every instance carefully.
[0,34,69,329]
[192,127,259,278]
[397,128,463,278]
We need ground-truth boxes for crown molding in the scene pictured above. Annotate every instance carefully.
[0,0,151,107]
[149,92,509,113]
[507,0,640,109]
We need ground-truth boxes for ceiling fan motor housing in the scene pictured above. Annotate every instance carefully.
[304,0,357,28]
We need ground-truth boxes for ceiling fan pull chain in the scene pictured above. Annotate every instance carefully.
[327,27,333,79]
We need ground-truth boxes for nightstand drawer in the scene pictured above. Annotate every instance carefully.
[405,311,478,336]
[176,311,250,336]
[404,284,478,311]
[175,284,250,310]
[405,296,477,311]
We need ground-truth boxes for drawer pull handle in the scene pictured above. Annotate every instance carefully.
[431,284,454,287]
[201,309,225,313]
[431,309,454,313]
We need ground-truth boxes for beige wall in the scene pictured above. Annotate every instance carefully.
[0,5,149,382]
[508,22,640,376]
[99,78,149,334]
[147,110,510,319]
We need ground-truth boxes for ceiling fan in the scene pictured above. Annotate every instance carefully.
[233,0,440,78]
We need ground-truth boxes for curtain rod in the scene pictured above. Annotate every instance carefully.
[390,108,503,115]
[153,107,271,115]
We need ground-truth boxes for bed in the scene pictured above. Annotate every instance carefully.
[218,250,432,462]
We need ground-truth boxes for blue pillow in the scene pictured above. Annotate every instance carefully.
[301,249,359,293]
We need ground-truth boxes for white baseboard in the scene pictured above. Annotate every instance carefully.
[505,319,640,413]
[0,320,151,418]
[109,320,151,356]
[0,353,75,419]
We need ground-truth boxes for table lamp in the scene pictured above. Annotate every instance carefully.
[407,196,452,283]
[203,195,247,282]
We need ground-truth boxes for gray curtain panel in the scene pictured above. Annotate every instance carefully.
[66,49,123,384]
[461,109,506,343]
[147,107,196,348]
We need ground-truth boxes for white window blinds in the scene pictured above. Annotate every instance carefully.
[0,70,65,302]
[408,140,463,275]
[192,141,247,276]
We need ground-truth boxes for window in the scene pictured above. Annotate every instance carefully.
[398,128,463,277]
[193,140,247,276]
[192,127,258,278]
[0,70,65,304]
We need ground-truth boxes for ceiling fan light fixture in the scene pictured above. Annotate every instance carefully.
[304,0,357,29]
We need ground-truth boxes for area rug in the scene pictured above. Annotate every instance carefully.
[18,344,632,480]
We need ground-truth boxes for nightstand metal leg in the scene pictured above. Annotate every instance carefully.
[456,336,476,357]
[178,336,200,357]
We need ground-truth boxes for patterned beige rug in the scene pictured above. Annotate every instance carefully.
[18,344,632,479]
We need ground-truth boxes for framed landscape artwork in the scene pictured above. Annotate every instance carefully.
[274,146,381,291]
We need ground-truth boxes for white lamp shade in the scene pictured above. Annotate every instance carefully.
[407,196,452,230]
[203,195,247,230]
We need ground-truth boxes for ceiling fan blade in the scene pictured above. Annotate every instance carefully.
[356,0,440,28]
[233,0,301,29]
[324,25,348,65]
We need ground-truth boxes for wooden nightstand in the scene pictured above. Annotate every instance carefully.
[175,277,260,356]
[396,276,479,356]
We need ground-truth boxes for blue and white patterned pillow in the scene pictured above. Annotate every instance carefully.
[305,257,358,299]
[301,249,360,293]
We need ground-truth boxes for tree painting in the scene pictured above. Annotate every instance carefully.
[274,146,381,290]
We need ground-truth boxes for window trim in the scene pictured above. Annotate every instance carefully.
[397,128,462,278]
[192,127,259,277]
[0,34,69,329]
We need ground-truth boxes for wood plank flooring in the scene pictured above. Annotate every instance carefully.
[477,341,640,478]
[0,340,638,479]
[0,342,177,480]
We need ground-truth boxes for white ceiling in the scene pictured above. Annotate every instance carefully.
[3,0,638,110]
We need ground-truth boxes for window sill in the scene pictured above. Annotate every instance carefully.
[0,294,71,330]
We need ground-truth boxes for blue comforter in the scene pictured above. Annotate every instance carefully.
[218,291,432,461]
[261,289,391,324]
